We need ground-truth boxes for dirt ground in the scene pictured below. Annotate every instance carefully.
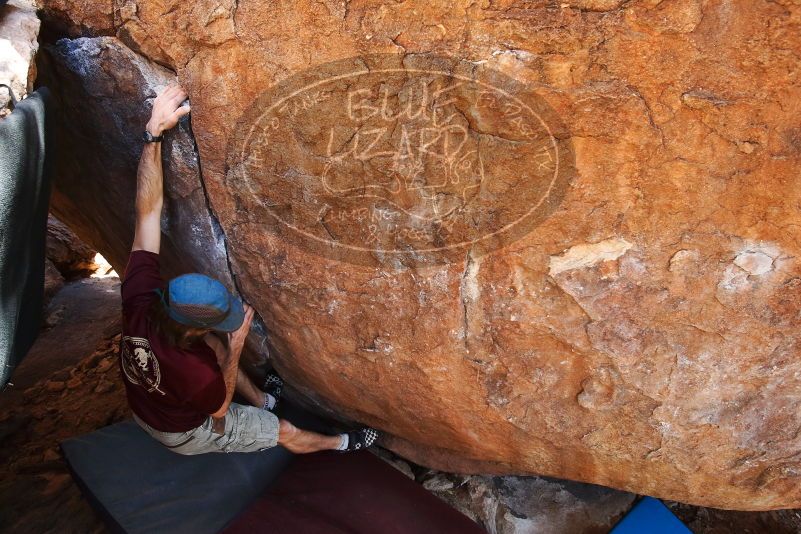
[0,276,125,533]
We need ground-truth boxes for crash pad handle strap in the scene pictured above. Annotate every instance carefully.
[0,84,17,111]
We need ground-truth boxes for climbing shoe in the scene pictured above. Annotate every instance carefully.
[262,372,283,410]
[338,428,380,453]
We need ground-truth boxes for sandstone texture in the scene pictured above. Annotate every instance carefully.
[37,0,801,509]
[0,0,39,117]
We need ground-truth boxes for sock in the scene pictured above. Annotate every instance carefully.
[335,433,349,451]
[262,393,277,410]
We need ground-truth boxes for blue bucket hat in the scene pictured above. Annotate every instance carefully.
[158,273,245,332]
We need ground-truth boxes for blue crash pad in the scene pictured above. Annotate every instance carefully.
[611,497,692,534]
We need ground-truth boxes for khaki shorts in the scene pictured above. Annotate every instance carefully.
[133,403,280,455]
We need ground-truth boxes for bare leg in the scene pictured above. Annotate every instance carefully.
[234,369,342,453]
[278,419,342,454]
[235,367,266,408]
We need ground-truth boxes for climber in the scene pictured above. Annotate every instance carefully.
[120,83,378,455]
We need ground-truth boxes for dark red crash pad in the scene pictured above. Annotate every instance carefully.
[223,450,487,534]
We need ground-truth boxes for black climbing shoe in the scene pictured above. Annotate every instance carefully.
[262,372,283,409]
[338,428,380,453]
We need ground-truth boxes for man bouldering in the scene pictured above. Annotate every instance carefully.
[120,83,378,455]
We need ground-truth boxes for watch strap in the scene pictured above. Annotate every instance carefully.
[142,130,163,143]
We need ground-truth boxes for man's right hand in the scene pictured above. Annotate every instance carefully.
[146,83,191,137]
[227,304,254,362]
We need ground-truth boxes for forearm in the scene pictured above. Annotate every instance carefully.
[131,83,190,253]
[135,141,163,217]
[215,353,241,416]
[209,303,255,418]
[131,140,164,252]
[210,333,247,417]
[205,333,262,413]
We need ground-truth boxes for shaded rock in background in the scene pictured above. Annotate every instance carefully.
[370,446,417,481]
[371,446,634,533]
[14,275,122,388]
[37,0,801,509]
[43,258,64,305]
[422,472,634,534]
[0,0,39,117]
[46,215,98,278]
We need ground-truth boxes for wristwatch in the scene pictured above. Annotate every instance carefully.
[142,130,163,143]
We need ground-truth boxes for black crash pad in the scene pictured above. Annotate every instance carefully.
[0,88,54,389]
[61,419,292,534]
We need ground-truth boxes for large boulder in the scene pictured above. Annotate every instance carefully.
[38,0,801,509]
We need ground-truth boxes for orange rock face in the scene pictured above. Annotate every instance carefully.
[40,0,801,509]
